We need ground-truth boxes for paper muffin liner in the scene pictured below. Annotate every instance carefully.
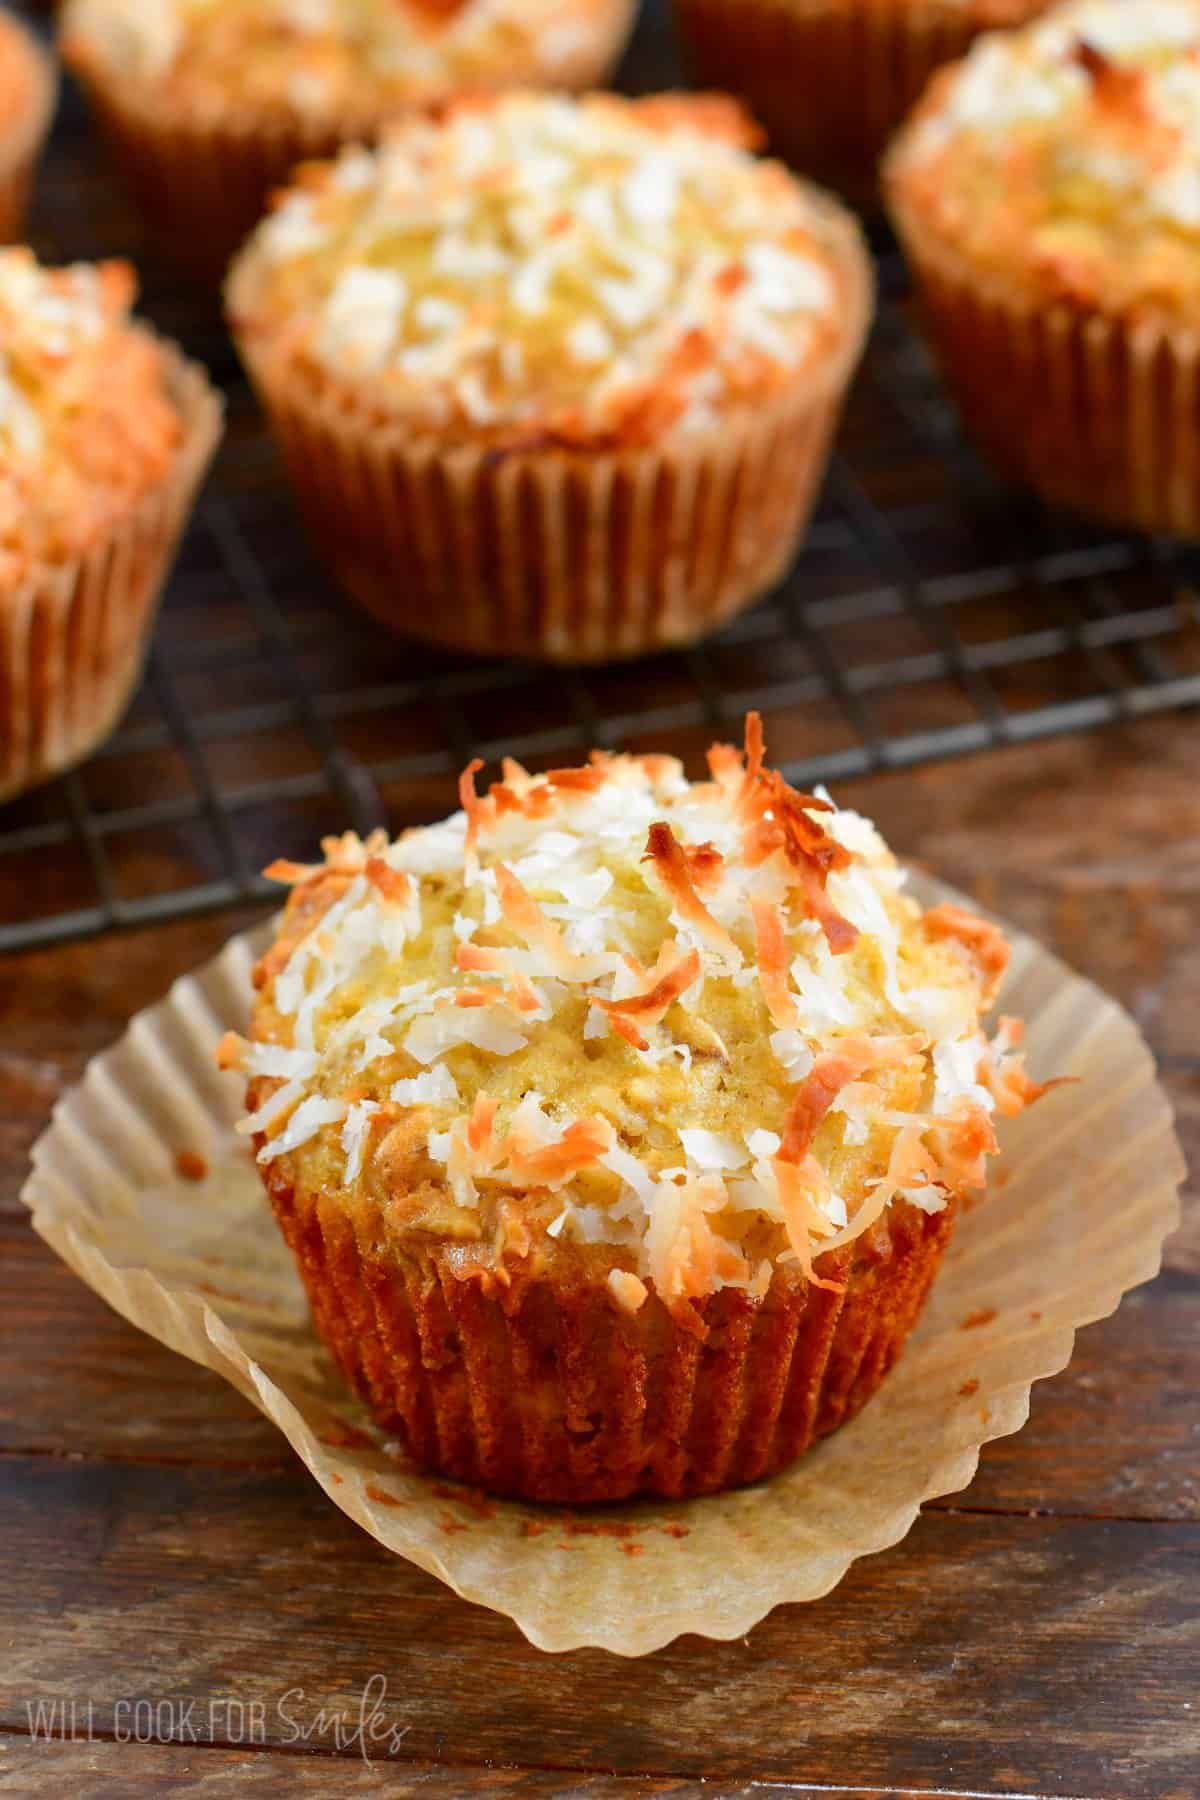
[673,0,1045,206]
[260,1144,956,1503]
[21,875,1183,1653]
[0,14,56,242]
[230,226,872,664]
[0,340,223,803]
[890,195,1200,537]
[63,0,636,283]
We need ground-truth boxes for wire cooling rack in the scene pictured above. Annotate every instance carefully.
[3,2,1200,952]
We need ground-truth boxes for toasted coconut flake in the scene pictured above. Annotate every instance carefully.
[978,1016,1072,1118]
[263,858,318,886]
[924,903,1011,1007]
[364,857,412,905]
[507,1116,614,1189]
[780,1034,924,1164]
[216,1030,246,1073]
[493,862,611,981]
[642,823,741,967]
[751,896,799,1029]
[773,1154,844,1292]
[594,943,702,1051]
[817,1123,932,1255]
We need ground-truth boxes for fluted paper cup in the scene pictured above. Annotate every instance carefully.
[230,214,873,664]
[673,0,1047,208]
[20,874,1182,1652]
[0,340,223,802]
[890,191,1200,536]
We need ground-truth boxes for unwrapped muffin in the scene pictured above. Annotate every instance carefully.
[60,0,637,279]
[0,250,221,801]
[888,0,1200,536]
[673,0,1049,206]
[224,716,1053,1503]
[0,7,56,241]
[227,91,872,663]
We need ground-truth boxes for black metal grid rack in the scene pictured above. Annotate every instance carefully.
[3,2,1200,954]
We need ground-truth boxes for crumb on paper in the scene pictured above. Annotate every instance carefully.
[365,1482,401,1508]
[317,1424,373,1450]
[175,1148,208,1182]
[961,1306,997,1331]
[959,1378,980,1398]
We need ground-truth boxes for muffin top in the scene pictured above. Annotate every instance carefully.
[227,92,868,450]
[887,0,1200,319]
[62,0,631,115]
[227,718,1050,1311]
[0,250,181,573]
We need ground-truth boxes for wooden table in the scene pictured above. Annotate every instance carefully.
[1,718,1195,1798]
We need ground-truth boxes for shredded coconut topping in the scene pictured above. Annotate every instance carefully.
[234,716,1054,1307]
[0,250,181,571]
[228,91,855,447]
[889,0,1200,315]
[64,0,631,108]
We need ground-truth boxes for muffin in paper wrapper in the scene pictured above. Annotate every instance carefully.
[63,0,637,284]
[229,209,873,665]
[261,1147,955,1503]
[889,189,1200,537]
[20,874,1183,1653]
[673,0,1048,208]
[0,340,223,803]
[0,13,56,243]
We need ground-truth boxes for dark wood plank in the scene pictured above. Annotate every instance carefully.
[0,1454,1195,1797]
[0,1738,927,1800]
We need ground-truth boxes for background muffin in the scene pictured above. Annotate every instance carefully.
[225,715,1052,1503]
[672,0,1049,206]
[227,91,872,663]
[0,6,56,241]
[0,249,221,800]
[61,0,637,278]
[888,0,1200,537]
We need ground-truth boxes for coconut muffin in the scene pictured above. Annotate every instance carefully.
[227,91,872,662]
[0,250,221,801]
[673,0,1050,206]
[224,715,1053,1503]
[887,0,1200,535]
[60,0,637,278]
[0,7,56,242]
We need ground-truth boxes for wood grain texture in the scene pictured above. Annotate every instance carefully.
[0,1454,1197,1796]
[0,1740,902,1800]
[2,719,1197,1797]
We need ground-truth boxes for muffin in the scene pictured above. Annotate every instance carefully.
[60,0,637,280]
[672,0,1049,206]
[227,92,872,664]
[0,7,56,242]
[0,250,222,802]
[223,715,1054,1503]
[888,0,1200,537]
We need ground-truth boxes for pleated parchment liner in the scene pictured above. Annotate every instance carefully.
[22,875,1183,1655]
